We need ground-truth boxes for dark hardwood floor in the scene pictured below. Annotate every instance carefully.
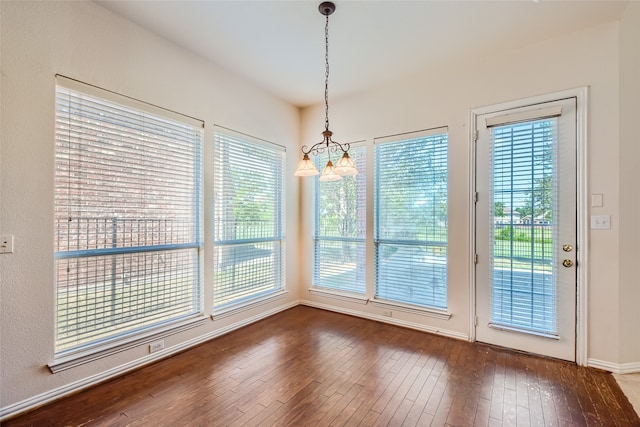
[4,306,639,426]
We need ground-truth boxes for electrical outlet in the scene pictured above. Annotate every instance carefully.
[382,310,392,317]
[149,340,164,353]
[0,234,14,254]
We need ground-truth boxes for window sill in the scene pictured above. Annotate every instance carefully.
[212,290,289,320]
[369,299,452,320]
[308,287,369,304]
[48,314,207,373]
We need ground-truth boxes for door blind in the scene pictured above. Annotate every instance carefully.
[313,145,366,293]
[54,79,203,354]
[490,118,558,334]
[374,129,448,309]
[213,128,285,309]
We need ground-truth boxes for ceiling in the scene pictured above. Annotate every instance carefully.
[95,0,628,108]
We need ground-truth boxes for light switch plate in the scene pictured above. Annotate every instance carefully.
[591,194,603,207]
[590,215,611,230]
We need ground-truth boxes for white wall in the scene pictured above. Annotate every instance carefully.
[0,1,300,412]
[300,21,630,368]
[618,1,640,369]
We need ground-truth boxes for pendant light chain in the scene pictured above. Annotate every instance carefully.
[294,2,359,179]
[324,13,330,132]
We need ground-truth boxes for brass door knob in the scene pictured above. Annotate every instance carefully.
[562,259,573,268]
[563,244,573,252]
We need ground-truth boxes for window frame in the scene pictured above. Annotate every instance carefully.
[50,76,205,372]
[311,142,367,297]
[212,126,287,315]
[372,127,450,316]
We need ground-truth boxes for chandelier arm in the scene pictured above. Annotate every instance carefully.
[301,141,327,156]
[327,138,350,153]
[301,137,351,157]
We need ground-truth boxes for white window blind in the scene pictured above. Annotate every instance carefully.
[374,129,448,310]
[313,145,366,293]
[54,77,203,355]
[213,128,285,309]
[490,118,558,334]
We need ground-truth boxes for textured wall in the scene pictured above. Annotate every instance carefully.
[0,0,300,411]
[618,1,640,367]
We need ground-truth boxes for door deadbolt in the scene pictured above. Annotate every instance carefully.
[562,244,573,252]
[562,259,573,268]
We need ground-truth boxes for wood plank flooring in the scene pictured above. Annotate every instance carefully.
[5,306,639,426]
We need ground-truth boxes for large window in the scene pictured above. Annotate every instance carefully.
[374,128,448,310]
[54,77,203,356]
[313,145,366,293]
[213,128,285,309]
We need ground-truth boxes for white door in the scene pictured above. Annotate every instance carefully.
[474,97,577,361]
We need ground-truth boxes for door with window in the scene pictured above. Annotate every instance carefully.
[474,97,577,361]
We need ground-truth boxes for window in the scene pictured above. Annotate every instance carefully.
[313,145,366,293]
[490,118,557,332]
[374,128,448,310]
[213,128,285,309]
[54,77,203,356]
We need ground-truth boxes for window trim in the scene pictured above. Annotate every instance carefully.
[53,76,204,361]
[212,126,286,311]
[308,287,369,304]
[312,141,367,294]
[211,290,290,319]
[369,298,451,320]
[373,127,449,310]
[49,315,206,373]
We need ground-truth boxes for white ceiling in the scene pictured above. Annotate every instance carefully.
[95,0,628,108]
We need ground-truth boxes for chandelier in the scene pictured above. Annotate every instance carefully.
[294,1,358,181]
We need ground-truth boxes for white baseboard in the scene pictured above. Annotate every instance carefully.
[588,359,640,374]
[300,299,469,341]
[0,301,299,422]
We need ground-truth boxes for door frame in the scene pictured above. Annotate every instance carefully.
[469,87,589,366]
